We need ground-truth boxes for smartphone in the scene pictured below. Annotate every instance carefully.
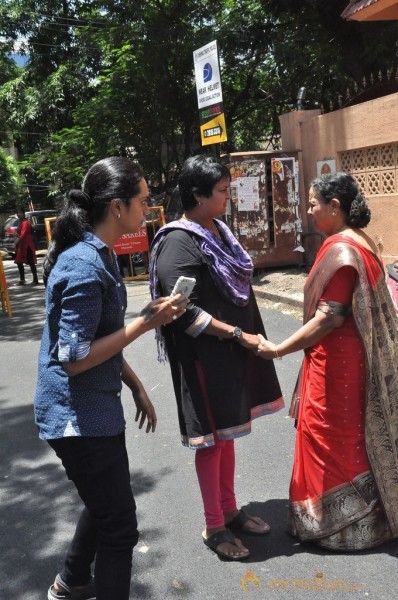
[170,276,196,300]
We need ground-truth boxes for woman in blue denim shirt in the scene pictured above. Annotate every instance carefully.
[34,157,187,600]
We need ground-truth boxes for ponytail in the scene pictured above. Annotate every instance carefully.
[43,190,91,285]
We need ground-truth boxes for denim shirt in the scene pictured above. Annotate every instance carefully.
[34,232,127,439]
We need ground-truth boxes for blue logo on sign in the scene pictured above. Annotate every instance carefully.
[203,62,212,83]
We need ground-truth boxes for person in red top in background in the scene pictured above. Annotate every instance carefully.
[14,207,39,285]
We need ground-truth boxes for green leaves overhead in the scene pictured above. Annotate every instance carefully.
[0,147,25,210]
[0,0,395,198]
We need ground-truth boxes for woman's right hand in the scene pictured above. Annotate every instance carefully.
[238,331,263,351]
[139,294,188,329]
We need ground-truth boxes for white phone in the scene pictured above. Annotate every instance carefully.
[170,276,196,300]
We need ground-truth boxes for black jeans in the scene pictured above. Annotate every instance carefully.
[48,432,139,600]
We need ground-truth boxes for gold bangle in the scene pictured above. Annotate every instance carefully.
[274,347,282,360]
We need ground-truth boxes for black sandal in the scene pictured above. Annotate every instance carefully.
[202,529,250,560]
[226,510,271,535]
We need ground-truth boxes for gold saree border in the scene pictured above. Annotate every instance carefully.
[289,472,392,550]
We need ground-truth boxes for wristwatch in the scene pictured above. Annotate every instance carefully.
[231,326,242,341]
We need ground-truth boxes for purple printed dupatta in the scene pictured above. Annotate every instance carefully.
[149,218,253,306]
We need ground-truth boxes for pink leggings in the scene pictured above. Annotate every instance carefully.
[195,439,237,529]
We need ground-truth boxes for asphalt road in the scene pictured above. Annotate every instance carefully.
[0,258,397,600]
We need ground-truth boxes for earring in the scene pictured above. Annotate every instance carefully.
[198,201,202,206]
[117,213,121,219]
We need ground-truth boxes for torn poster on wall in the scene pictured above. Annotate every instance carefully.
[236,177,260,211]
[271,157,303,251]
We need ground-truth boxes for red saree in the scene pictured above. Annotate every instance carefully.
[289,235,398,550]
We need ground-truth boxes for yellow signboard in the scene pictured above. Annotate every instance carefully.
[200,112,227,146]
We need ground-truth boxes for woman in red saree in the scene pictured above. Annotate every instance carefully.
[257,172,398,550]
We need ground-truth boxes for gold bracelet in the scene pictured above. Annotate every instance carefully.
[274,347,282,360]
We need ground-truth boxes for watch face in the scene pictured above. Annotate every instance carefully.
[233,326,242,339]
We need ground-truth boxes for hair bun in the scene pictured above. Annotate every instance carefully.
[348,191,371,228]
[69,189,91,211]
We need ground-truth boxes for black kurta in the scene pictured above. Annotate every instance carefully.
[156,228,284,448]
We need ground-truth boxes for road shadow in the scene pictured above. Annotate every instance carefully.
[0,401,174,599]
[233,499,306,563]
[0,284,46,342]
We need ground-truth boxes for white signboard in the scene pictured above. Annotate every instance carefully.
[193,40,223,109]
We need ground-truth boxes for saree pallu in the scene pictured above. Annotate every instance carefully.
[289,235,398,550]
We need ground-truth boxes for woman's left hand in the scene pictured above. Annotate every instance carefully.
[256,333,278,359]
[132,387,157,433]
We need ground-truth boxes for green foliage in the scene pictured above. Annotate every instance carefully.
[0,148,25,210]
[0,0,396,193]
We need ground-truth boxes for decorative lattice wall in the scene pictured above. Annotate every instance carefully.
[340,144,398,195]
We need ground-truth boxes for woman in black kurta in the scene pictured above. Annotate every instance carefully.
[150,155,284,560]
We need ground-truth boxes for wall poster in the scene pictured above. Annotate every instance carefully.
[225,160,269,265]
[271,158,302,250]
[236,177,260,211]
[316,159,337,178]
